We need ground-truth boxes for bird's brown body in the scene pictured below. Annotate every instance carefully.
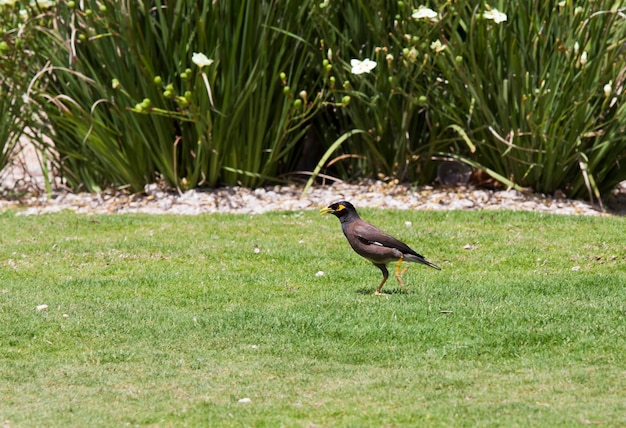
[321,201,440,294]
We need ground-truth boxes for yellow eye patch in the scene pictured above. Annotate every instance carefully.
[337,204,346,211]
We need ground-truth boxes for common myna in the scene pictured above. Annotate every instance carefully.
[321,201,440,295]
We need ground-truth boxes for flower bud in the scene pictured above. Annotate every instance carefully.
[111,78,120,90]
[341,95,351,105]
[176,96,189,107]
[293,99,303,108]
[279,72,287,81]
[580,51,588,66]
[153,76,163,85]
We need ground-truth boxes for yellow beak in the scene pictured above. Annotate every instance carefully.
[320,207,334,215]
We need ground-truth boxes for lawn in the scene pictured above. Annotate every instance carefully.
[0,208,625,427]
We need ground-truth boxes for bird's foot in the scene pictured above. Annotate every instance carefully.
[373,290,389,296]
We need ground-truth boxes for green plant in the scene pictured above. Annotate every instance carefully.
[28,0,336,191]
[432,1,626,200]
[10,0,626,197]
[309,0,451,183]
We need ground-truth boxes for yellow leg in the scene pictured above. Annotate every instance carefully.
[394,258,408,291]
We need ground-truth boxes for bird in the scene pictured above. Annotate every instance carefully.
[321,201,440,295]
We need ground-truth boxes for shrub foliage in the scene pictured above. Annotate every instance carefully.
[1,0,625,200]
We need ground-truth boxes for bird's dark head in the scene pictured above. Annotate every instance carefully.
[320,201,359,222]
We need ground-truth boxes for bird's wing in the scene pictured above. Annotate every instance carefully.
[352,221,417,255]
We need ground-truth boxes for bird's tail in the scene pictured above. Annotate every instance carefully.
[405,254,441,270]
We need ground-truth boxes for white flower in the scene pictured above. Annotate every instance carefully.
[32,0,55,8]
[315,271,325,277]
[430,40,447,53]
[573,41,580,55]
[412,6,439,21]
[350,58,377,75]
[192,52,214,69]
[483,8,507,24]
[603,83,612,97]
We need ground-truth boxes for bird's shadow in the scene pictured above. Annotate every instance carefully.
[355,287,412,295]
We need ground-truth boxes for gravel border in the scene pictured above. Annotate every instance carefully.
[1,179,623,216]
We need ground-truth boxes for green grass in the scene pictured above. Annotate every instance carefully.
[0,209,625,427]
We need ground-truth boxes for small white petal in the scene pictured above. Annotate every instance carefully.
[483,8,507,24]
[192,52,214,68]
[412,6,439,21]
[405,221,412,227]
[36,304,48,311]
[571,266,581,271]
[430,40,447,53]
[350,58,377,75]
[315,271,325,277]
[238,397,252,403]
